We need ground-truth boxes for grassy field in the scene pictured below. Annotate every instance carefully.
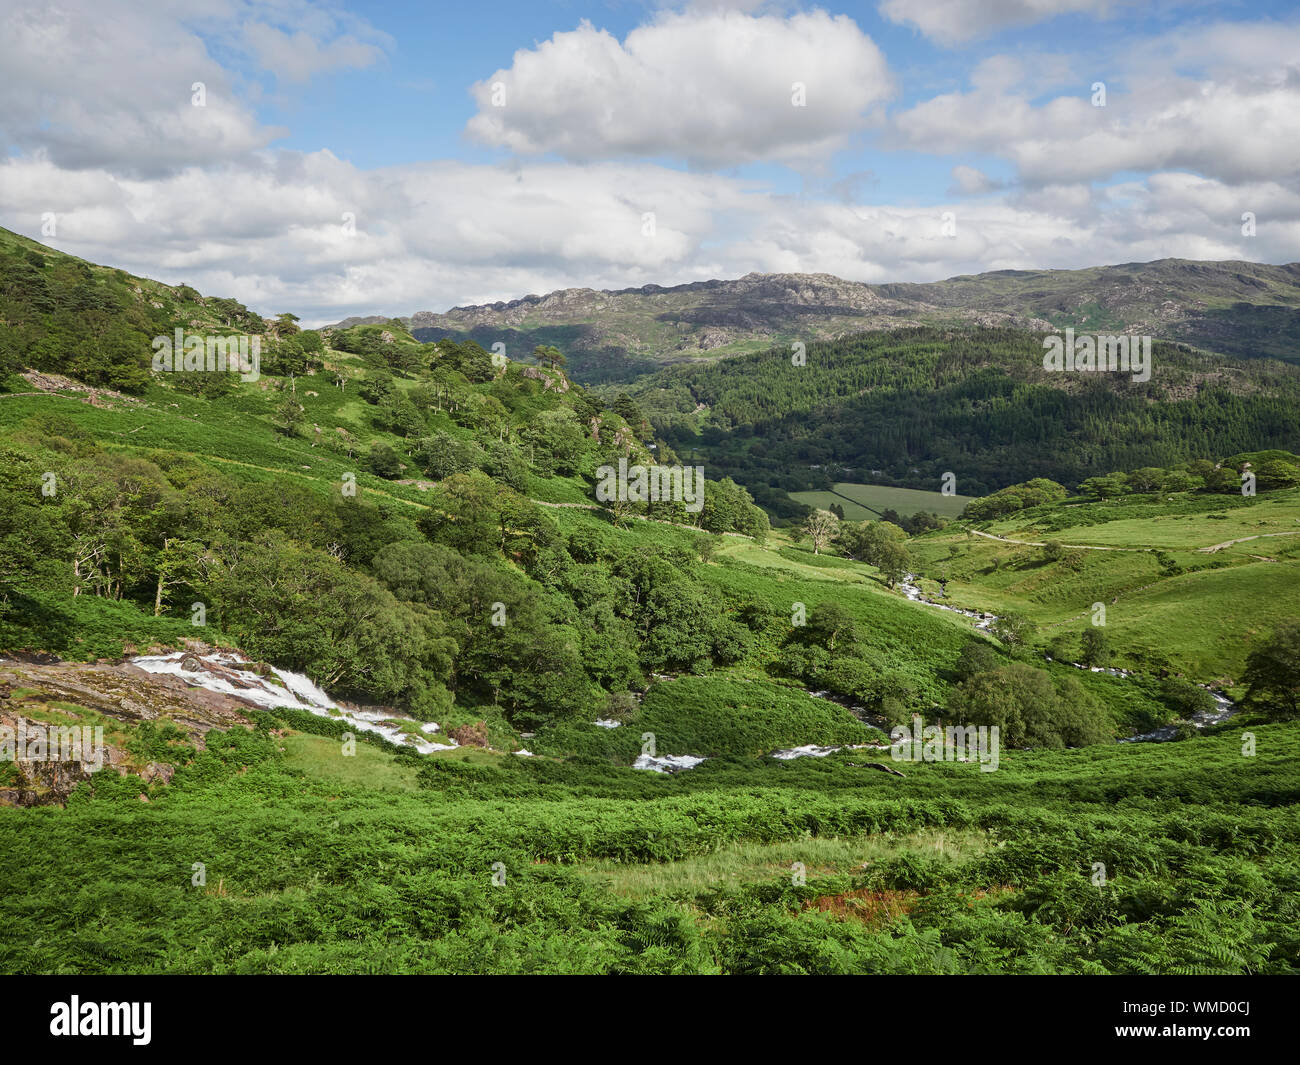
[279,733,421,792]
[573,828,990,900]
[907,487,1300,681]
[791,482,974,520]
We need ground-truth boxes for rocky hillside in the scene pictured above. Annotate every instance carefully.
[0,652,253,807]
[332,259,1300,383]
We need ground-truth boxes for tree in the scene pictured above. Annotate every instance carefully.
[613,392,646,435]
[991,611,1036,648]
[1079,627,1111,667]
[963,479,1067,521]
[802,508,840,554]
[532,344,567,372]
[271,312,301,338]
[874,540,911,587]
[1241,620,1300,721]
[274,395,305,436]
[947,663,1109,748]
[365,442,403,479]
[152,537,204,617]
[1127,467,1165,493]
[840,520,906,565]
[807,602,856,651]
[1256,460,1300,491]
[955,640,1000,680]
[416,434,480,480]
[1159,677,1217,719]
[1080,473,1130,499]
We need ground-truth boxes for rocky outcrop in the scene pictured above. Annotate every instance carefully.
[519,365,570,392]
[0,658,254,807]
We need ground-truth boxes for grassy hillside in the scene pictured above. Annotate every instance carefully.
[2,231,1298,976]
[2,710,1297,973]
[907,482,1300,682]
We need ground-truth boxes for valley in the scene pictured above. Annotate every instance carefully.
[1,227,1298,976]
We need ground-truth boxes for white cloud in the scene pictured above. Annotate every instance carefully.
[949,164,1004,195]
[0,0,388,177]
[465,10,894,167]
[878,0,1129,47]
[241,22,386,84]
[4,148,1294,326]
[891,24,1300,188]
[1,2,1295,330]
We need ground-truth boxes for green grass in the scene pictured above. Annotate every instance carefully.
[791,482,974,520]
[278,733,420,792]
[981,489,1300,550]
[906,488,1300,679]
[573,827,989,900]
[3,720,1298,973]
[533,674,882,762]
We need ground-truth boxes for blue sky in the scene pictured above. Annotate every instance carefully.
[2,0,1298,322]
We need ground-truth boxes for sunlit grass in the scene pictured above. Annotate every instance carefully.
[572,827,989,900]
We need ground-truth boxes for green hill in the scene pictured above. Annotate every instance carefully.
[624,327,1300,510]
[1,231,1298,977]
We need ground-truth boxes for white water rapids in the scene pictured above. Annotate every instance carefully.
[130,651,458,754]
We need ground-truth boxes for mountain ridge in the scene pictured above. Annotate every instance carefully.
[324,258,1300,382]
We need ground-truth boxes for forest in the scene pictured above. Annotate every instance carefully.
[623,328,1300,512]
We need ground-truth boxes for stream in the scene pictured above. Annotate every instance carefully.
[130,651,458,755]
[897,574,1237,743]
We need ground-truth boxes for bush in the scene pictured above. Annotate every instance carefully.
[947,664,1110,748]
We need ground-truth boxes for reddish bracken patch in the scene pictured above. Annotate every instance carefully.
[806,888,919,926]
[806,884,1016,926]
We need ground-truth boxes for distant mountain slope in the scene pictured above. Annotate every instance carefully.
[625,326,1300,508]
[327,259,1300,383]
[876,259,1300,365]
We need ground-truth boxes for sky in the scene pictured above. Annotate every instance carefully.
[1,0,1298,325]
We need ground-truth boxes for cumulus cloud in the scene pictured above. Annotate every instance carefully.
[0,0,388,177]
[4,147,1294,325]
[0,2,1295,327]
[892,23,1300,188]
[465,10,894,167]
[949,165,1004,195]
[241,22,386,84]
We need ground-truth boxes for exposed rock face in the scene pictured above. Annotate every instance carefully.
[448,721,489,748]
[519,365,570,392]
[324,259,1300,379]
[0,658,254,807]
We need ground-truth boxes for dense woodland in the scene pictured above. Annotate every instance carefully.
[626,328,1300,514]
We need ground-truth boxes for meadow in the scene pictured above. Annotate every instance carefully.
[790,482,974,521]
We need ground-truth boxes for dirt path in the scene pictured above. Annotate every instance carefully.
[974,528,1300,555]
[1198,531,1300,553]
[970,530,1146,552]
